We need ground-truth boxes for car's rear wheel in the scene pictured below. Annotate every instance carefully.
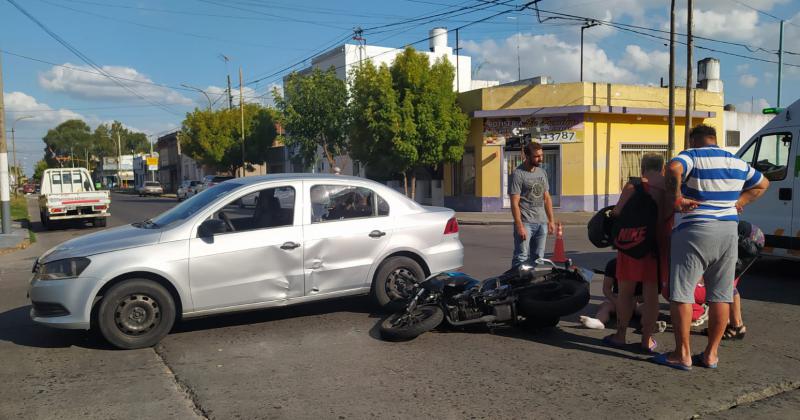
[96,279,176,350]
[94,217,107,228]
[372,256,425,308]
[40,211,49,229]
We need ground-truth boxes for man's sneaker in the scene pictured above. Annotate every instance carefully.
[691,304,709,327]
[656,320,668,333]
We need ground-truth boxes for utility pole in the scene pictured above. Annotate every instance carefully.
[239,66,245,177]
[227,74,234,111]
[580,21,599,82]
[0,55,11,234]
[455,28,460,92]
[684,0,693,150]
[777,20,784,107]
[667,0,676,158]
[117,132,122,189]
[11,116,33,189]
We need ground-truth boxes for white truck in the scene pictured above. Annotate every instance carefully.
[736,99,800,260]
[38,167,111,229]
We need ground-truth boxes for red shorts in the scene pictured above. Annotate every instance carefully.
[616,251,659,283]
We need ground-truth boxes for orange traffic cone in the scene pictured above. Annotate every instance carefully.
[552,222,568,263]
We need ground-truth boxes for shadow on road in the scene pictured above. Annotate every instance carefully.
[172,295,385,334]
[738,258,799,306]
[0,306,114,350]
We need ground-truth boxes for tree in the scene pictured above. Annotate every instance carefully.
[349,47,469,198]
[33,160,49,181]
[181,104,278,175]
[93,121,149,157]
[42,119,92,167]
[349,61,402,176]
[274,67,349,171]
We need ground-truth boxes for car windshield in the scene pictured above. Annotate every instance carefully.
[145,182,161,186]
[148,182,242,228]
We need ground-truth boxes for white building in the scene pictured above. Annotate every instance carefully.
[284,27,498,181]
[722,105,774,154]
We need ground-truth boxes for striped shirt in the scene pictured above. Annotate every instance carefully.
[671,146,763,229]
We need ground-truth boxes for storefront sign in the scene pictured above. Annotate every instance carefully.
[146,156,159,171]
[483,115,584,145]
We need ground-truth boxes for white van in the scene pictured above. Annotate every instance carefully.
[736,100,799,260]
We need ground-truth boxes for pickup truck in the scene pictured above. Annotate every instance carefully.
[38,167,111,229]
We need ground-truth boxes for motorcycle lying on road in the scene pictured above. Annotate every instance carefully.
[379,259,593,341]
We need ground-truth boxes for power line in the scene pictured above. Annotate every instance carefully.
[725,0,800,27]
[38,0,313,51]
[6,0,183,116]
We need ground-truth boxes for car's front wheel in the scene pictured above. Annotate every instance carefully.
[372,256,425,308]
[96,279,176,349]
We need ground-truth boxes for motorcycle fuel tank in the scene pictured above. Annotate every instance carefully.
[421,272,481,294]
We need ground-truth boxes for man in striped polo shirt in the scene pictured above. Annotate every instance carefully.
[653,124,769,370]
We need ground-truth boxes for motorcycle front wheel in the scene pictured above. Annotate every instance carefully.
[379,305,444,341]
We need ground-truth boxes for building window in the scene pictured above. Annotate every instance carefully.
[619,144,669,190]
[452,149,475,196]
[726,130,741,148]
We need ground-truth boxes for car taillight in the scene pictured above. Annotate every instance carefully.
[50,207,64,213]
[94,205,107,211]
[444,217,459,235]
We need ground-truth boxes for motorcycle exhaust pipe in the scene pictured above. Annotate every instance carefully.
[446,315,497,326]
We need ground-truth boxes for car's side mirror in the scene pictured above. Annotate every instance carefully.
[198,219,227,237]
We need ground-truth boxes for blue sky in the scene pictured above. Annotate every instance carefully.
[3,0,800,175]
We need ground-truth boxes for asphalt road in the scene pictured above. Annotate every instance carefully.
[0,193,798,419]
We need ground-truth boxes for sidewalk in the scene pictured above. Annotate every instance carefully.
[456,210,592,226]
[0,221,31,255]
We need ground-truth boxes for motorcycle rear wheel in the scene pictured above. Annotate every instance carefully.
[518,277,590,319]
[380,305,444,341]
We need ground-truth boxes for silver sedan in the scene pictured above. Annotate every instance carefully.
[28,174,464,349]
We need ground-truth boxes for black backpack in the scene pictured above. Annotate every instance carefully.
[611,178,658,258]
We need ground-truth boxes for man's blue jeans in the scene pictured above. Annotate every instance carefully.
[512,222,547,269]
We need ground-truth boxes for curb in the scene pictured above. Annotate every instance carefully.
[457,219,589,226]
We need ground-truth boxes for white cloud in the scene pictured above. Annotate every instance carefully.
[620,45,670,75]
[736,64,750,73]
[736,97,771,113]
[3,91,86,125]
[39,63,192,105]
[464,33,635,84]
[738,74,759,87]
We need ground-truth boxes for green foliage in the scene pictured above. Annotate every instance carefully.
[274,67,349,170]
[181,103,277,174]
[33,160,49,180]
[347,47,469,196]
[349,62,402,174]
[40,119,150,169]
[42,120,92,167]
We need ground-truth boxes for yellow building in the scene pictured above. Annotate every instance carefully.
[444,78,724,212]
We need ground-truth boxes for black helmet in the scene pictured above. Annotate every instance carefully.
[588,205,616,248]
[735,220,764,276]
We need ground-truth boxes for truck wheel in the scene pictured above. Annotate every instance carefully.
[96,279,176,350]
[40,211,49,229]
[94,218,107,227]
[372,256,425,309]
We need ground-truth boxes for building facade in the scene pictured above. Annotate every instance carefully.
[446,78,725,212]
[722,106,774,153]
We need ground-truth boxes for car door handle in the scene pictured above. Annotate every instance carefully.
[280,241,301,250]
[779,188,792,201]
[369,230,386,238]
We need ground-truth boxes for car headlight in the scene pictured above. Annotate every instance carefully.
[34,257,91,280]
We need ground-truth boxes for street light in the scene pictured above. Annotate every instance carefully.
[181,84,213,110]
[11,115,34,187]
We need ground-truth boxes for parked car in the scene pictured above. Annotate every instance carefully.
[38,168,110,229]
[176,180,201,201]
[28,174,464,349]
[22,183,36,195]
[194,175,234,195]
[137,181,164,197]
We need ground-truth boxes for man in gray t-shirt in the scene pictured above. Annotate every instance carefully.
[509,142,555,269]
